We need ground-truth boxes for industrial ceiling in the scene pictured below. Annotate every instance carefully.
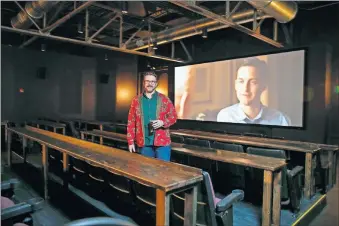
[1,1,338,63]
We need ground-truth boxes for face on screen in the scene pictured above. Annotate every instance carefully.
[143,75,157,93]
[235,66,265,106]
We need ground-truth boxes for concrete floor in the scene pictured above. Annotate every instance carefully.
[309,155,339,226]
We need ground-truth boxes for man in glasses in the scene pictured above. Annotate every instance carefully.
[127,71,177,161]
[217,58,290,126]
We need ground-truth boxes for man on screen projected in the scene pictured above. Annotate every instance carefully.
[217,58,290,126]
[127,71,177,161]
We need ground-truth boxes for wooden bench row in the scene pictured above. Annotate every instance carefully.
[171,129,338,199]
[80,129,286,226]
[6,126,202,226]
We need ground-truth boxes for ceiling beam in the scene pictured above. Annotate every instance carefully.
[170,1,284,48]
[1,25,187,63]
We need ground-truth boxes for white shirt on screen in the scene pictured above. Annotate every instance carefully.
[217,103,290,126]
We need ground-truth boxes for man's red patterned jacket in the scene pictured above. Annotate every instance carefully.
[127,92,177,147]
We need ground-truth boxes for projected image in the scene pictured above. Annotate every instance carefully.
[174,50,305,127]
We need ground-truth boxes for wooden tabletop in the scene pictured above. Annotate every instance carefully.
[29,120,66,129]
[7,126,202,192]
[81,130,126,142]
[73,119,113,126]
[171,143,286,171]
[83,130,286,171]
[315,144,339,151]
[171,129,321,153]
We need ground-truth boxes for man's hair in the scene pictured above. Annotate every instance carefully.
[143,71,157,80]
[238,57,268,81]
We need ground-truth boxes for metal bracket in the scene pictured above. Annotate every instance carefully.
[87,14,119,43]
[180,40,193,62]
[282,23,293,46]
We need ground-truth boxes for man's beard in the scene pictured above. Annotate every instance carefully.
[145,86,155,93]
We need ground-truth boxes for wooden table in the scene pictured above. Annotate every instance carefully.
[171,129,325,199]
[81,129,286,226]
[6,126,202,226]
[27,120,66,135]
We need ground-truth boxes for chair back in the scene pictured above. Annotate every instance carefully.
[184,138,210,148]
[172,171,217,226]
[171,134,184,143]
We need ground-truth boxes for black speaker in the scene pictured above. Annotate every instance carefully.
[36,67,46,79]
[99,73,109,84]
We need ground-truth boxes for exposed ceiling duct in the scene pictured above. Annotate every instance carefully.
[127,9,273,51]
[11,0,59,29]
[246,0,298,23]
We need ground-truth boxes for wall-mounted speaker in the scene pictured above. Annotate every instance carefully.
[36,67,47,79]
[99,73,109,84]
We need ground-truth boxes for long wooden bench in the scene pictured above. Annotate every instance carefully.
[80,129,286,226]
[27,120,66,135]
[171,129,339,199]
[6,126,203,226]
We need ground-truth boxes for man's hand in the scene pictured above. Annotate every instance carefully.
[152,120,164,129]
[129,144,136,153]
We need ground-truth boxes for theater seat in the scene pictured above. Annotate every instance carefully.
[64,217,138,226]
[171,171,244,226]
[1,179,44,226]
[133,181,156,217]
[170,135,188,164]
[211,142,245,193]
[183,138,216,177]
[246,147,304,213]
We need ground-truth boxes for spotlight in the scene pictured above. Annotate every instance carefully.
[41,43,46,52]
[202,28,208,38]
[121,2,128,14]
[152,42,158,50]
[78,21,83,34]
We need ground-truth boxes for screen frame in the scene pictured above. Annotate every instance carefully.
[171,46,308,130]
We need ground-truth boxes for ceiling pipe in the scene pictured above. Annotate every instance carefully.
[11,0,58,29]
[127,9,272,51]
[246,0,298,23]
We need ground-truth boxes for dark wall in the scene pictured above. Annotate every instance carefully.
[168,5,339,143]
[1,45,138,122]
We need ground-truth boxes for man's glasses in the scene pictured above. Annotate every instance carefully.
[144,80,157,85]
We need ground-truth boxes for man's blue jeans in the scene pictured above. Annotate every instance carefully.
[139,146,171,161]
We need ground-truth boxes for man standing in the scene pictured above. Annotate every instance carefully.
[217,58,290,126]
[127,71,177,161]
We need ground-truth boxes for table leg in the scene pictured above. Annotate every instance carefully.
[42,144,49,200]
[53,127,57,133]
[62,128,66,135]
[22,137,27,163]
[7,131,12,167]
[262,170,273,226]
[328,150,334,189]
[272,170,282,226]
[81,132,84,140]
[99,125,103,144]
[331,151,337,186]
[63,153,69,190]
[156,189,170,226]
[304,153,315,199]
[184,186,198,226]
